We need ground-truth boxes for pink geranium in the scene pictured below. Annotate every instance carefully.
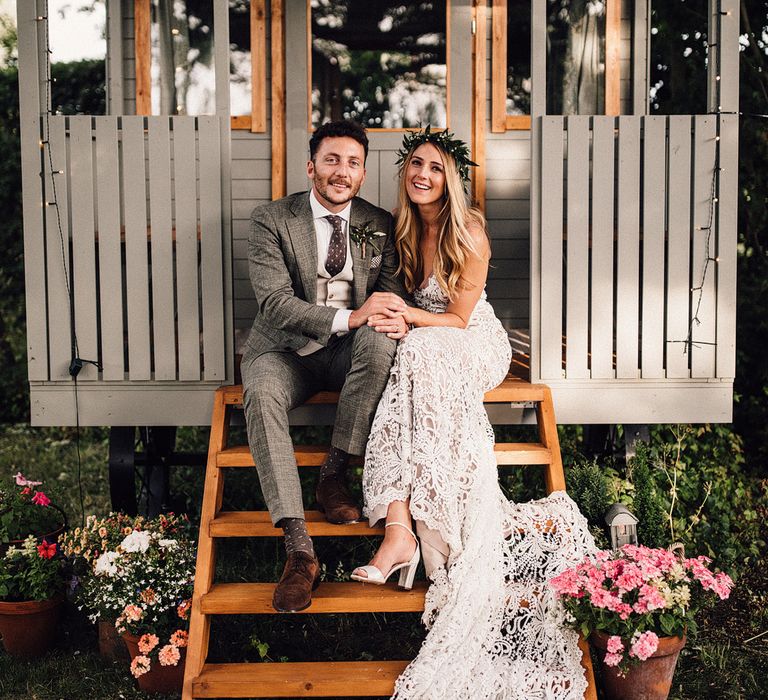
[629,631,660,661]
[549,544,733,674]
[31,490,51,506]
[14,472,42,487]
[123,604,144,622]
[170,630,189,648]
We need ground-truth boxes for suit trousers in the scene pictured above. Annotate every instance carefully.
[241,325,398,526]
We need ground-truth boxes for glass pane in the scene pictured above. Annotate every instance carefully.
[150,0,215,115]
[546,0,606,115]
[311,1,447,129]
[506,0,531,115]
[649,0,708,114]
[229,0,251,117]
[49,0,107,115]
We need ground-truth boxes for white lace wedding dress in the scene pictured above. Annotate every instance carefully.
[363,275,597,700]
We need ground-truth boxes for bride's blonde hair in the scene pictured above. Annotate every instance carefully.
[395,144,489,301]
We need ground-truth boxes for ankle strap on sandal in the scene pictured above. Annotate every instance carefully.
[385,521,417,540]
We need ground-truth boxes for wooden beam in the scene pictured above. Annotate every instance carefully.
[230,115,251,130]
[271,0,286,199]
[472,1,486,210]
[134,0,151,115]
[251,0,267,132]
[491,0,507,132]
[605,0,621,116]
[506,115,532,130]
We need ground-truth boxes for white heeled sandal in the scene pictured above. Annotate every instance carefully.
[350,521,421,590]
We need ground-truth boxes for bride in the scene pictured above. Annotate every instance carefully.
[350,128,597,699]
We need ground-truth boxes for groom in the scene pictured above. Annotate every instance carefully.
[241,120,409,612]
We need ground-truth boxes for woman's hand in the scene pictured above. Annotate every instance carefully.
[368,312,409,340]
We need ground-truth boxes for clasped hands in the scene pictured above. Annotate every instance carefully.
[348,292,412,339]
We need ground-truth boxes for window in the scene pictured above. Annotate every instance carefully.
[135,0,266,130]
[649,0,708,114]
[310,1,448,129]
[492,0,622,131]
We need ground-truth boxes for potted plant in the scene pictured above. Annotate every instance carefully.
[60,512,149,660]
[65,512,195,694]
[549,544,733,700]
[0,472,66,552]
[0,534,65,656]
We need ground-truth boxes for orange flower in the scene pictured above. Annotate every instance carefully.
[123,604,143,622]
[170,630,188,648]
[138,633,159,654]
[158,644,181,667]
[177,599,192,620]
[140,588,157,604]
[130,655,151,678]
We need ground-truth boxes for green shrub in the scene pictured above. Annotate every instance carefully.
[629,443,667,549]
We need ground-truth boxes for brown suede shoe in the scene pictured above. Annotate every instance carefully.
[272,551,321,613]
[316,475,363,524]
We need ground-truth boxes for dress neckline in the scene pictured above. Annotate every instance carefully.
[417,272,435,291]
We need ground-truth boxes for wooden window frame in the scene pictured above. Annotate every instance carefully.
[306,0,452,132]
[134,0,266,131]
[491,0,622,132]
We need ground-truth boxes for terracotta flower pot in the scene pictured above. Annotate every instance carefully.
[122,631,186,695]
[591,630,687,700]
[98,619,129,661]
[0,595,64,657]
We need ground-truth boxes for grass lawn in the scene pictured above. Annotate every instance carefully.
[0,424,766,699]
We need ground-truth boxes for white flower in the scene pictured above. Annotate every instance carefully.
[94,551,121,577]
[158,539,178,550]
[120,530,152,553]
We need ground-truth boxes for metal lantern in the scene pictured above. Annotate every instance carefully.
[604,503,639,551]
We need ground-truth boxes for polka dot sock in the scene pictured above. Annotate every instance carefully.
[281,518,314,557]
[319,446,350,482]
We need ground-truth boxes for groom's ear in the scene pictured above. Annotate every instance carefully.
[306,159,315,179]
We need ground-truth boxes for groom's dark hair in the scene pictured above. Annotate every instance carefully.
[309,120,369,162]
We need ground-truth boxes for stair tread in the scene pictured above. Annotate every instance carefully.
[221,375,546,406]
[201,581,428,614]
[192,660,409,697]
[217,442,552,467]
[210,510,384,537]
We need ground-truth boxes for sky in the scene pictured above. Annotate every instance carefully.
[1,0,106,63]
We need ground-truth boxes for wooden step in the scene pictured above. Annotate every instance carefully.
[192,660,409,697]
[209,511,384,537]
[217,442,552,468]
[200,581,428,614]
[220,376,548,407]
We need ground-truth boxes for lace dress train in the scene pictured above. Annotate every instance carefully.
[363,276,597,700]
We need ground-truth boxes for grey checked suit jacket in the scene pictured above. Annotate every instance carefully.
[244,192,409,358]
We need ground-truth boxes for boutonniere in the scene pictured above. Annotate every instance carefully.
[349,221,386,258]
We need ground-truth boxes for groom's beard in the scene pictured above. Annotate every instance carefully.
[312,176,362,208]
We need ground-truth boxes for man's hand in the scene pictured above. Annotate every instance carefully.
[349,292,407,329]
[368,312,409,340]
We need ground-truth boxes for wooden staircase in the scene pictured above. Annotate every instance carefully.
[182,377,597,699]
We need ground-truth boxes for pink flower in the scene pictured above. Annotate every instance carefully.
[123,604,144,622]
[158,644,181,666]
[138,633,159,654]
[607,635,624,654]
[604,652,623,667]
[130,655,151,678]
[711,572,734,600]
[629,631,659,661]
[637,584,667,611]
[170,630,188,648]
[31,491,51,507]
[14,472,42,487]
[549,569,583,597]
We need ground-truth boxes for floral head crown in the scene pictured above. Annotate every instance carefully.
[395,124,479,185]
